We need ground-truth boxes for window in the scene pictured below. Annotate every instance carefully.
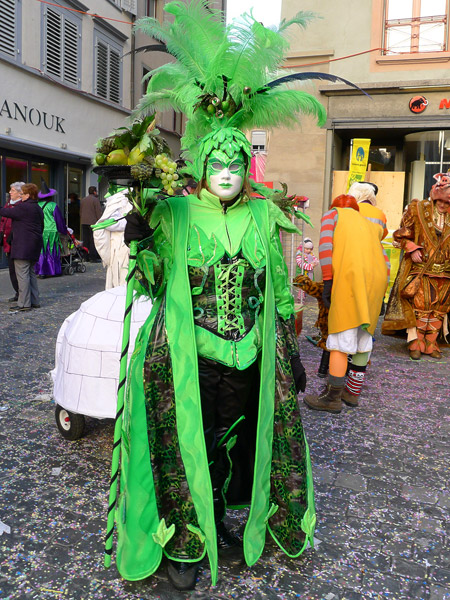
[95,33,122,104]
[384,0,448,54]
[251,130,267,152]
[43,6,80,86]
[145,0,156,17]
[0,0,19,59]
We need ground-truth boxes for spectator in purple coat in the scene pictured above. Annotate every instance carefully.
[35,180,67,277]
[0,183,44,311]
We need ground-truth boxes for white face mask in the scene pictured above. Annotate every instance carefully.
[205,150,245,201]
[208,170,243,200]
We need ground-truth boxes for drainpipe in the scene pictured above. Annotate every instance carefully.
[130,14,136,109]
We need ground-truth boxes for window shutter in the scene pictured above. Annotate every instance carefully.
[109,48,121,103]
[0,0,16,58]
[63,19,79,85]
[96,41,109,99]
[46,8,63,78]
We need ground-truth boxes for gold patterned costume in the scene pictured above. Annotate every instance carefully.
[382,198,450,355]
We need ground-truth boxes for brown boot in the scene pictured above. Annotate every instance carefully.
[341,388,359,407]
[409,349,421,361]
[304,385,343,413]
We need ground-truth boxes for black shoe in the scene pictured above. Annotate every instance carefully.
[9,305,31,312]
[8,295,18,302]
[166,559,201,591]
[31,304,41,308]
[216,522,244,565]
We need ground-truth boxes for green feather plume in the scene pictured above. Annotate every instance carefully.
[133,1,335,165]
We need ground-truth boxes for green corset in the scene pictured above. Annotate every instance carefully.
[189,255,265,369]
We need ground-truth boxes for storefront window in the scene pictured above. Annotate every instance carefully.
[31,162,50,188]
[5,157,27,192]
[404,130,450,200]
[65,166,83,238]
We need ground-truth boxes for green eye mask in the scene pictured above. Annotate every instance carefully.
[206,150,246,184]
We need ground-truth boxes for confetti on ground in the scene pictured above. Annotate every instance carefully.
[0,273,449,599]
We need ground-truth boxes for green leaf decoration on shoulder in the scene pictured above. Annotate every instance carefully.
[152,518,176,548]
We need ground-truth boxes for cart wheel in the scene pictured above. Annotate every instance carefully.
[77,263,86,273]
[55,405,85,440]
[67,266,75,275]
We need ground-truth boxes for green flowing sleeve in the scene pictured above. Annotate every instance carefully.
[267,201,298,321]
[134,201,173,299]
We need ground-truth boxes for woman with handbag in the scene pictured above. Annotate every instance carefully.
[382,172,450,360]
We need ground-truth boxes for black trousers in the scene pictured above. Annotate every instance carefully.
[197,356,260,520]
[82,225,100,261]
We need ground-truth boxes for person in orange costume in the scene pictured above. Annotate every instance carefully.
[304,194,389,413]
[382,173,450,359]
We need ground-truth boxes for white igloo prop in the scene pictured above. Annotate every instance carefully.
[52,285,152,421]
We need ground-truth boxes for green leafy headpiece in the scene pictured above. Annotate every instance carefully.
[134,0,367,180]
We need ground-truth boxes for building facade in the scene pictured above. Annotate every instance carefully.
[0,0,194,268]
[263,0,450,276]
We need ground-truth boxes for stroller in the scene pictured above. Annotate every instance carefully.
[60,229,88,275]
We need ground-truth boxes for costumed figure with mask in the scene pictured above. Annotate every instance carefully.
[35,181,68,277]
[304,194,389,412]
[93,188,133,289]
[112,1,368,591]
[382,172,450,359]
[295,238,319,304]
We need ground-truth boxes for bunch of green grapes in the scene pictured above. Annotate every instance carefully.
[154,153,179,195]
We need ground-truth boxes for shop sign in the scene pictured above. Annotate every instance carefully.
[0,99,65,133]
[409,96,428,114]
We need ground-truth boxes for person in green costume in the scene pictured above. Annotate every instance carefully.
[112,0,366,591]
[35,180,67,277]
[121,129,313,591]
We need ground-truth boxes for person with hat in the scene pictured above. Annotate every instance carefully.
[382,173,450,359]
[106,0,359,590]
[35,180,67,277]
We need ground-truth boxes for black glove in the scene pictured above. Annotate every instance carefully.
[322,279,333,309]
[124,211,152,246]
[290,355,307,393]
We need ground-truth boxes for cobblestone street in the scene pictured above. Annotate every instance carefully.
[0,265,449,600]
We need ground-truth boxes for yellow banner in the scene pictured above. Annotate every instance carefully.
[346,138,371,191]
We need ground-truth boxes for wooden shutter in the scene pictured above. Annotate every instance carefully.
[0,0,16,58]
[63,18,79,85]
[96,40,109,99]
[45,8,62,78]
[109,47,121,103]
[45,7,79,85]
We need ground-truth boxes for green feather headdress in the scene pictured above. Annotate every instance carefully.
[134,0,366,180]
